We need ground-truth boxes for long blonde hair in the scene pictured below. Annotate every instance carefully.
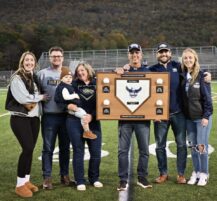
[10,51,38,93]
[74,61,95,81]
[181,48,200,84]
[13,51,37,78]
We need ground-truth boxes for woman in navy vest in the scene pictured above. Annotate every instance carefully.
[180,48,213,186]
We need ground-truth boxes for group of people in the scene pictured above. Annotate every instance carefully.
[115,43,213,190]
[6,46,103,198]
[5,42,213,198]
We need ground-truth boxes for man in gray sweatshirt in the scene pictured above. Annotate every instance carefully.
[37,46,70,189]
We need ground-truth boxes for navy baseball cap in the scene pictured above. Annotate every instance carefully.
[157,43,171,52]
[128,43,142,52]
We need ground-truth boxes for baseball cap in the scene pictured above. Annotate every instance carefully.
[157,43,171,52]
[128,43,142,52]
[60,66,73,79]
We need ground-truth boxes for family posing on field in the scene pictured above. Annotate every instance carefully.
[5,43,213,198]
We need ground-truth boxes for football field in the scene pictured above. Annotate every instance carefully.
[0,83,216,201]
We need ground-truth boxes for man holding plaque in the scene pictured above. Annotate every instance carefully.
[115,44,152,191]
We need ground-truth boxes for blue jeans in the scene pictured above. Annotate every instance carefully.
[186,116,212,174]
[41,113,70,178]
[154,112,187,175]
[66,116,102,185]
[118,121,150,181]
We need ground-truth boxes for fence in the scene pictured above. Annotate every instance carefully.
[38,46,217,71]
[0,46,217,87]
[0,71,13,88]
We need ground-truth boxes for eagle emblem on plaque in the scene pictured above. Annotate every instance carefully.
[116,79,150,113]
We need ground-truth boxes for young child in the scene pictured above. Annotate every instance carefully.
[55,67,97,139]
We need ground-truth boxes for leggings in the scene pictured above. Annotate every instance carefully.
[10,115,40,178]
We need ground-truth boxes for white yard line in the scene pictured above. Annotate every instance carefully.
[0,112,10,117]
[118,138,134,201]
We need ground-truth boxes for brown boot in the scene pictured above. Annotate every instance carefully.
[177,175,186,184]
[60,175,71,186]
[15,185,33,198]
[83,130,97,139]
[25,181,39,192]
[155,174,169,184]
[43,178,53,190]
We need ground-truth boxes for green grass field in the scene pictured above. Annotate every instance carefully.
[0,83,216,201]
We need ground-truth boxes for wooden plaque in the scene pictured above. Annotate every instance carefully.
[96,72,170,120]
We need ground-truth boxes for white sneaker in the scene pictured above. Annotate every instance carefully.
[187,171,199,185]
[93,181,103,188]
[197,173,208,186]
[77,184,86,191]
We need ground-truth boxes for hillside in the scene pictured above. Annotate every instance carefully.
[0,0,217,70]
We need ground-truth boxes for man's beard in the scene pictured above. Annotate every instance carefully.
[159,56,171,64]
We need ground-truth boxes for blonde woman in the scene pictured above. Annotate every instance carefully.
[5,51,49,197]
[180,48,213,186]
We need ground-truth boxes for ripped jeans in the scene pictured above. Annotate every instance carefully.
[186,116,212,174]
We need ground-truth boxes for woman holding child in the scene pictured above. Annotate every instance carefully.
[66,62,103,191]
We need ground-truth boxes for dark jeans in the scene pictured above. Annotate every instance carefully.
[154,112,187,175]
[66,116,102,185]
[41,113,70,178]
[10,116,40,178]
[118,121,150,181]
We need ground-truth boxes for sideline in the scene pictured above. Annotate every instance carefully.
[0,88,7,92]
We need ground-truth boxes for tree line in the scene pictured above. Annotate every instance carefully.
[0,0,217,70]
[0,24,131,70]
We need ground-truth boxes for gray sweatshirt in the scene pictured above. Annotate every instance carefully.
[37,66,64,113]
[10,75,43,117]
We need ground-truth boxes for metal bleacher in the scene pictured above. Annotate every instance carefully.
[38,46,217,78]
